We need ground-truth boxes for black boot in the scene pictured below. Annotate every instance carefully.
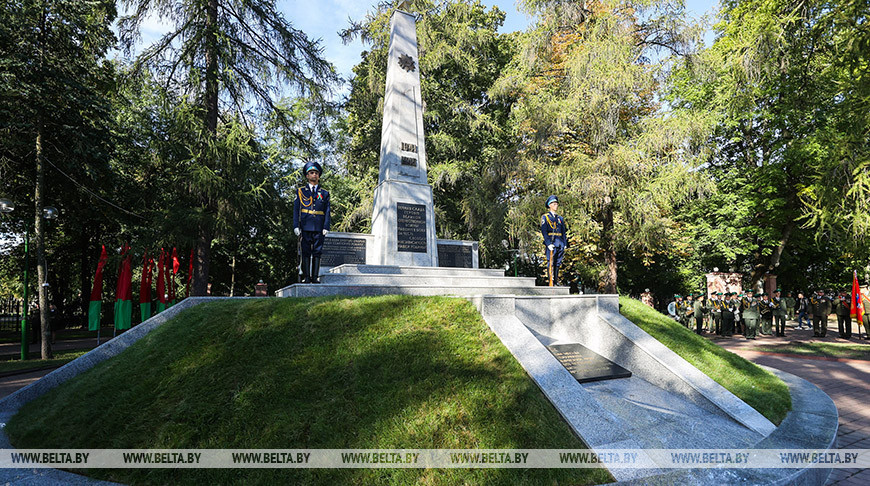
[300,255,310,283]
[311,256,321,283]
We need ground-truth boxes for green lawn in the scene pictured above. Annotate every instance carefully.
[0,350,88,374]
[754,341,870,360]
[6,296,612,486]
[618,297,791,424]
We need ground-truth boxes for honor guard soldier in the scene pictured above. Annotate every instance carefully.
[293,161,331,283]
[772,289,787,337]
[833,289,853,339]
[540,195,568,286]
[810,289,832,337]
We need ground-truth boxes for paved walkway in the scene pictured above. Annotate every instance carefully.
[708,319,870,486]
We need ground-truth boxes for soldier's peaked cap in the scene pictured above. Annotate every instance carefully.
[304,161,323,174]
[545,195,559,207]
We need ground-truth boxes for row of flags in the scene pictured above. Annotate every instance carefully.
[88,245,192,331]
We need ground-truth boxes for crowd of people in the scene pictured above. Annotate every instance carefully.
[666,289,870,340]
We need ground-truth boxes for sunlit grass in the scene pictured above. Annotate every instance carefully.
[7,296,612,485]
[619,296,791,424]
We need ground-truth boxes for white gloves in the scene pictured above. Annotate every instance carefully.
[548,244,555,251]
[294,228,301,236]
[322,229,329,236]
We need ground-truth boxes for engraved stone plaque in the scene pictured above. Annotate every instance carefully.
[437,243,473,268]
[321,237,367,267]
[546,343,631,384]
[396,202,427,253]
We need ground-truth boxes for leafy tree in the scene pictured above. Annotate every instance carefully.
[496,0,710,292]
[118,0,337,295]
[671,0,870,290]
[0,0,117,358]
[341,0,519,266]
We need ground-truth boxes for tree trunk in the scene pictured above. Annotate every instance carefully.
[600,198,617,294]
[230,255,236,297]
[35,123,52,359]
[748,220,796,289]
[192,0,220,296]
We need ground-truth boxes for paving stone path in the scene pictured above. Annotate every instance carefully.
[710,321,870,486]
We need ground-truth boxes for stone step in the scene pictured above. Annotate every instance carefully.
[276,284,569,298]
[328,264,506,278]
[319,273,537,288]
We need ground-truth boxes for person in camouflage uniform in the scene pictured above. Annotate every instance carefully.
[742,293,761,340]
[785,291,796,321]
[810,289,832,337]
[711,292,724,335]
[693,294,707,335]
[833,289,852,339]
[772,289,787,337]
[759,293,774,335]
[721,292,736,336]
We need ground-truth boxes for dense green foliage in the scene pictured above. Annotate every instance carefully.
[7,297,612,485]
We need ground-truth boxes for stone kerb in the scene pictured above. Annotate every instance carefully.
[472,295,660,482]
[510,295,776,437]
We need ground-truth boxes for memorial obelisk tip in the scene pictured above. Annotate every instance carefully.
[369,7,439,266]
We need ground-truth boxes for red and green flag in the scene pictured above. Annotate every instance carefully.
[139,252,154,322]
[87,246,108,331]
[156,249,167,314]
[114,243,133,330]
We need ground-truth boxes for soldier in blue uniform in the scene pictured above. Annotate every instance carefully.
[293,161,331,283]
[540,195,569,286]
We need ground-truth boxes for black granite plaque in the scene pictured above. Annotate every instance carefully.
[401,142,418,153]
[397,202,427,253]
[545,343,631,384]
[437,243,473,268]
[321,237,367,267]
[400,155,417,166]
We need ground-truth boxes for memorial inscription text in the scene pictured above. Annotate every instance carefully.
[396,202,427,253]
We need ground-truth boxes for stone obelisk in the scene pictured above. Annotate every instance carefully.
[370,7,439,266]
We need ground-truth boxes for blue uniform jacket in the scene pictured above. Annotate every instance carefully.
[540,213,568,247]
[293,185,331,232]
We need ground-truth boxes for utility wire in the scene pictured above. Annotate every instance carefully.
[43,157,147,220]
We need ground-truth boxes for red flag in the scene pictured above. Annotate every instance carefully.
[156,249,167,312]
[139,252,153,304]
[114,243,133,330]
[172,247,180,274]
[186,249,193,298]
[167,249,176,303]
[87,246,108,331]
[852,270,864,323]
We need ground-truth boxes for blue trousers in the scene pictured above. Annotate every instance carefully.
[301,231,324,258]
[545,245,565,285]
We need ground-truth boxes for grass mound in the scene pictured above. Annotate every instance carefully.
[618,297,791,424]
[7,296,611,486]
